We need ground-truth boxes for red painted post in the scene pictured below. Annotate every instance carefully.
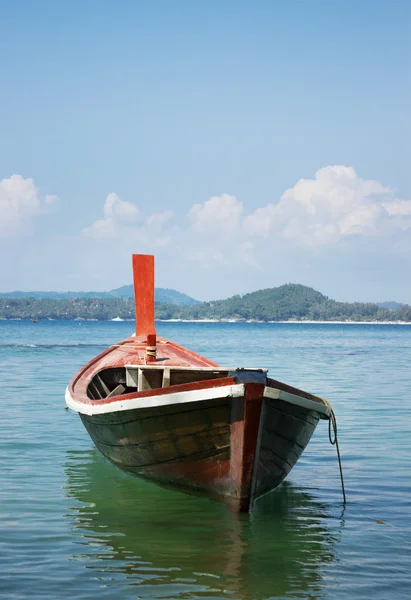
[132,254,157,345]
[146,333,157,363]
[230,383,264,511]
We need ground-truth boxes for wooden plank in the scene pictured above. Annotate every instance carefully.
[139,449,230,496]
[89,379,103,399]
[92,426,230,468]
[81,402,230,446]
[170,370,227,386]
[253,447,288,497]
[88,381,100,399]
[265,398,319,428]
[137,368,162,390]
[95,374,110,397]
[162,368,170,388]
[126,367,138,388]
[107,384,126,398]
[137,368,144,391]
[82,398,230,426]
[260,431,305,467]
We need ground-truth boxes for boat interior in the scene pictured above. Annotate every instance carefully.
[87,366,229,400]
[87,365,269,400]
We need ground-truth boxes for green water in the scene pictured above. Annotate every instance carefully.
[0,321,410,599]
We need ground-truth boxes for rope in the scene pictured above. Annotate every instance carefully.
[318,397,346,504]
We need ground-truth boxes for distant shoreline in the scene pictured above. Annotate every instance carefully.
[157,319,411,325]
[1,318,410,325]
[2,283,409,322]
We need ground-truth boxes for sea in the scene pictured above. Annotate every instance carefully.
[0,320,410,600]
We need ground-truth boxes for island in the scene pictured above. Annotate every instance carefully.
[0,284,410,323]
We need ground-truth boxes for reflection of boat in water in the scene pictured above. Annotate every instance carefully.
[64,448,342,599]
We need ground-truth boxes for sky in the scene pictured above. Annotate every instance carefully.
[0,0,410,303]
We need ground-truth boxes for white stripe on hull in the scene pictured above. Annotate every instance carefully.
[264,386,330,417]
[65,383,245,416]
[66,382,329,418]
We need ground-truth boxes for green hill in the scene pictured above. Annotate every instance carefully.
[156,284,411,322]
[0,283,410,322]
[0,290,106,299]
[0,287,198,306]
[109,285,198,305]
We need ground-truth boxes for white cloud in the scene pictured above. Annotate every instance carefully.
[384,200,411,216]
[77,166,411,266]
[0,174,60,239]
[159,166,410,283]
[244,165,410,246]
[72,166,410,300]
[184,194,259,268]
[104,192,140,223]
[1,166,410,303]
[82,193,140,238]
[82,166,410,275]
[82,192,173,246]
[189,194,243,234]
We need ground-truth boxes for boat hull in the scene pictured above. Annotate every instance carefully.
[78,382,322,511]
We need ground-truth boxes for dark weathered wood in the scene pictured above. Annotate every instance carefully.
[80,399,231,496]
[107,384,126,398]
[78,383,322,511]
[253,447,288,496]
[139,369,162,391]
[92,426,230,469]
[170,370,228,386]
[95,374,110,396]
[81,403,229,449]
[266,397,320,427]
[82,399,230,431]
[264,401,319,444]
[252,398,320,502]
[138,449,231,499]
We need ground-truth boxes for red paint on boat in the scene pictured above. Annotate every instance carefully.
[133,254,156,338]
[69,334,221,405]
[230,383,264,510]
[73,372,236,407]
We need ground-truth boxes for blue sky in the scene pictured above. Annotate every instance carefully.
[0,0,410,302]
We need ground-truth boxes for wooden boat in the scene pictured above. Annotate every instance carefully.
[66,254,332,512]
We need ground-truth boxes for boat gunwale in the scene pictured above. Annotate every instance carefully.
[65,380,245,416]
[266,377,331,417]
[71,375,238,406]
[264,386,330,417]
